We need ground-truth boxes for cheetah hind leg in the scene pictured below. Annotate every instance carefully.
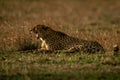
[36,49,53,53]
[55,45,83,53]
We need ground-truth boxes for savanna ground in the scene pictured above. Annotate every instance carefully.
[0,0,120,80]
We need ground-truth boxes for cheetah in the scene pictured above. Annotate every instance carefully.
[30,24,105,53]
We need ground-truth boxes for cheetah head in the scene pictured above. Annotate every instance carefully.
[30,24,52,39]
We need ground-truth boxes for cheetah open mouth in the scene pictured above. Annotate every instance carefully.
[35,34,39,39]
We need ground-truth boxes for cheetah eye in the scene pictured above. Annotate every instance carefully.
[35,31,38,34]
[31,29,38,34]
[30,29,33,32]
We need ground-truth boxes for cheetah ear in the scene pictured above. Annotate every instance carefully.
[41,25,49,30]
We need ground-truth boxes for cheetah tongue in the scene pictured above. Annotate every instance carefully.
[35,34,39,39]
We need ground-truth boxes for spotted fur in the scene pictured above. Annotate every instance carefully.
[31,24,105,53]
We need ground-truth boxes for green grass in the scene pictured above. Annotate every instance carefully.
[0,51,120,80]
